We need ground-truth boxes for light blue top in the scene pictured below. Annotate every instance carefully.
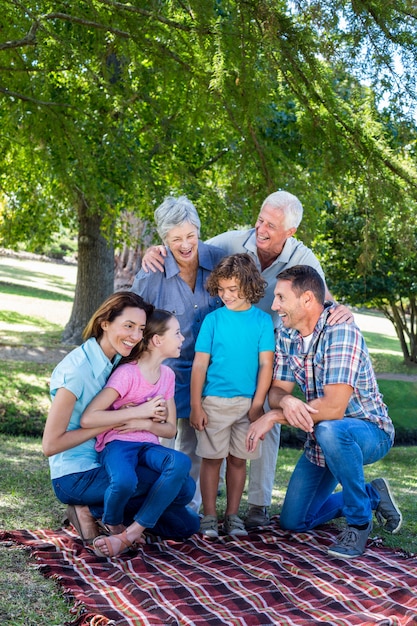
[195,305,275,398]
[48,337,120,479]
[131,240,225,418]
[206,229,325,326]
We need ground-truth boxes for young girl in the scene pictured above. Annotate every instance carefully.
[81,309,194,558]
[42,292,199,548]
[190,253,275,538]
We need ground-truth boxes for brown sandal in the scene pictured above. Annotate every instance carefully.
[93,530,137,558]
[66,505,100,545]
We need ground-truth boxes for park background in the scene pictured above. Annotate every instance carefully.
[1,2,417,624]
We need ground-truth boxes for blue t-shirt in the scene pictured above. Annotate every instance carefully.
[48,337,120,480]
[195,306,275,398]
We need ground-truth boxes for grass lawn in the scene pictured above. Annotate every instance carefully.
[0,254,416,625]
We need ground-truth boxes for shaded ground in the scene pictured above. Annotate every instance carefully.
[0,345,72,364]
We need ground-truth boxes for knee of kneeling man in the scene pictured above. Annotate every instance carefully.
[314,420,338,444]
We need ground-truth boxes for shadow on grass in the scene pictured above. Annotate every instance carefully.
[0,281,73,302]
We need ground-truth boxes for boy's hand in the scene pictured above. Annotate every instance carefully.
[190,406,208,431]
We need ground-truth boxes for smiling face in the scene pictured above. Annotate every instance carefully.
[157,316,184,358]
[217,277,251,312]
[164,222,199,266]
[255,204,297,259]
[272,279,305,332]
[99,307,147,360]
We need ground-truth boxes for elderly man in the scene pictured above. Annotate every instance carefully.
[141,190,352,527]
[246,265,402,558]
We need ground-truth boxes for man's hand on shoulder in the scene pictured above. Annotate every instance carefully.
[141,245,167,273]
[327,303,354,326]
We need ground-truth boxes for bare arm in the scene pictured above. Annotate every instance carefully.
[81,387,167,429]
[247,380,353,452]
[114,397,177,438]
[190,352,210,431]
[248,350,274,422]
[42,388,111,457]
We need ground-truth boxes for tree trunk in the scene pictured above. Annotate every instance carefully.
[62,199,114,345]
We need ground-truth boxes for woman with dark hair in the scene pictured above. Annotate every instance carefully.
[42,292,199,548]
[82,309,195,557]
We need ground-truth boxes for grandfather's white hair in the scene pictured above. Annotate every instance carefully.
[261,190,303,229]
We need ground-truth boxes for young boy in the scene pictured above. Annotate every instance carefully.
[190,253,275,537]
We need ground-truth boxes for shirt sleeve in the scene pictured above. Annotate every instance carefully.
[322,324,365,388]
[195,315,214,354]
[259,315,276,352]
[104,364,134,401]
[50,361,84,399]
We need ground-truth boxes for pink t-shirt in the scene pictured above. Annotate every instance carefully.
[95,362,175,452]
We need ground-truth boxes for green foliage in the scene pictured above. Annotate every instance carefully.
[2,1,417,332]
[315,195,417,364]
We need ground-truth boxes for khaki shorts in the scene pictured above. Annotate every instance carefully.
[195,395,261,460]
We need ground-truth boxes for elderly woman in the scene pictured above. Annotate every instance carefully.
[131,196,225,511]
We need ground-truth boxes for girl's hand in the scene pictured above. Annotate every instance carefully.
[119,396,167,420]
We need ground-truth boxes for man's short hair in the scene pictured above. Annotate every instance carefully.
[277,265,325,304]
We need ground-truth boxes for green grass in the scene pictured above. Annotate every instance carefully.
[0,436,75,624]
[362,330,417,375]
[0,436,415,625]
[0,310,65,347]
[0,361,51,436]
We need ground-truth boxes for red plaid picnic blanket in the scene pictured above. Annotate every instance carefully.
[2,519,417,625]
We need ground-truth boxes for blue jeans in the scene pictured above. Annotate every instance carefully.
[52,453,199,539]
[100,441,192,527]
[280,420,393,531]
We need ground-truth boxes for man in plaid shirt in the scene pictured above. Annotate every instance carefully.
[246,265,402,559]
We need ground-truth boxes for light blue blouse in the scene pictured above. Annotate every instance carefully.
[48,337,119,479]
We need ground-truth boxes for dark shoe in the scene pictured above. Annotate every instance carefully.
[223,514,248,537]
[66,505,100,544]
[244,506,270,529]
[328,521,372,559]
[371,477,403,534]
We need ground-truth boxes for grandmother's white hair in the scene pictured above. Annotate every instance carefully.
[154,195,201,242]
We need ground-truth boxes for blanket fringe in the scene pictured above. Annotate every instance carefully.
[68,603,116,626]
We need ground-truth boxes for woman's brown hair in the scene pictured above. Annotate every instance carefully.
[82,291,154,342]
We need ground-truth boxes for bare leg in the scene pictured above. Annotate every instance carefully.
[225,454,247,516]
[200,457,223,516]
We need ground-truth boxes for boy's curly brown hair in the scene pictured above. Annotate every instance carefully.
[206,253,267,304]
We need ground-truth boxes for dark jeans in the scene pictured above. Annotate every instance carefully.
[52,461,199,539]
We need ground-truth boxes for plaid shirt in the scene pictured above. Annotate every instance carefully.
[273,307,394,467]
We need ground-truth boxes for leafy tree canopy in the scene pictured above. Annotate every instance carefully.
[1,1,417,343]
